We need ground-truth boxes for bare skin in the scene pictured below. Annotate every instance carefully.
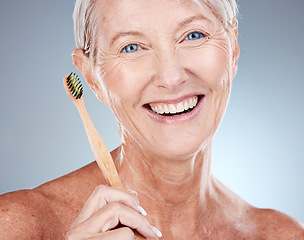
[1,0,304,239]
[1,148,303,239]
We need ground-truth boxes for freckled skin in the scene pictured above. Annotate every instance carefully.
[1,0,303,239]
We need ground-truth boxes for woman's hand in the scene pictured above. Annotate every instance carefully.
[66,185,160,239]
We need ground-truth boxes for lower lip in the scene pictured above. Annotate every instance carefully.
[143,95,205,124]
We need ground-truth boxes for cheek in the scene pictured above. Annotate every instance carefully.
[99,56,155,117]
[181,39,232,132]
[182,39,232,91]
[101,62,140,104]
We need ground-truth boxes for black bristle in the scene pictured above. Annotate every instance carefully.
[66,72,83,99]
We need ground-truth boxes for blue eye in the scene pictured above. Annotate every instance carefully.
[123,44,139,53]
[186,32,204,40]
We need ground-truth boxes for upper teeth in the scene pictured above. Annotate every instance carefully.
[150,96,198,115]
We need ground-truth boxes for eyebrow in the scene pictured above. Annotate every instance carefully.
[177,15,211,29]
[110,15,211,45]
[111,31,145,45]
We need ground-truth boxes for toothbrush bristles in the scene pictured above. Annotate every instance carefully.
[67,72,83,99]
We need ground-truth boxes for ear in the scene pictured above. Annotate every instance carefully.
[72,49,110,106]
[72,49,93,86]
[231,19,240,79]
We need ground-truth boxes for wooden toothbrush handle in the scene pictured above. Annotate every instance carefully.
[74,98,123,188]
[74,99,147,239]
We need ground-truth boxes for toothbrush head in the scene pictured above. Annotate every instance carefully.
[65,72,83,100]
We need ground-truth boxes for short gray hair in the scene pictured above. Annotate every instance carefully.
[73,0,238,62]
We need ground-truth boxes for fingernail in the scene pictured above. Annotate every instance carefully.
[127,189,138,196]
[137,205,147,216]
[150,225,162,238]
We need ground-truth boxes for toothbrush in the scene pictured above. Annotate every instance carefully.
[63,72,123,189]
[63,73,147,239]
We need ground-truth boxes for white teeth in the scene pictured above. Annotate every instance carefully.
[150,96,199,115]
[169,104,177,113]
[190,98,195,108]
[184,101,189,110]
[177,102,184,112]
[164,105,169,114]
[158,106,164,114]
[193,97,198,106]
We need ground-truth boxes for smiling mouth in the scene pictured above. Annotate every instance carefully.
[144,95,203,116]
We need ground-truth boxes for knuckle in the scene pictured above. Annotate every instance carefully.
[108,202,122,212]
[94,184,108,194]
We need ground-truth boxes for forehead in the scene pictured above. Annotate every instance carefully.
[97,0,219,37]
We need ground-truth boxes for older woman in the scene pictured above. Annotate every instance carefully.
[0,0,303,239]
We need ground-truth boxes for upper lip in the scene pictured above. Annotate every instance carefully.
[144,93,203,106]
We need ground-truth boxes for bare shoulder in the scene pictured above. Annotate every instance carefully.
[253,208,304,239]
[0,189,61,239]
[0,161,105,239]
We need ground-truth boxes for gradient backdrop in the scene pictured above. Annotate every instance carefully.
[0,0,303,223]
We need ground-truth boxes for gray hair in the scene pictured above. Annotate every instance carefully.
[73,0,238,62]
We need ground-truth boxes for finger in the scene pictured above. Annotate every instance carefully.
[72,185,142,227]
[82,202,157,239]
[86,227,136,240]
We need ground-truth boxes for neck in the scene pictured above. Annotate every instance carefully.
[113,137,214,208]
[110,138,245,239]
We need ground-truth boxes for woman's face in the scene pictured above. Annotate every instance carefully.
[92,0,238,160]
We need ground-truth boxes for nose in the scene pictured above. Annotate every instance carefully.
[153,50,188,92]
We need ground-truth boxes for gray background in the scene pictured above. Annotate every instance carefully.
[0,0,303,223]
